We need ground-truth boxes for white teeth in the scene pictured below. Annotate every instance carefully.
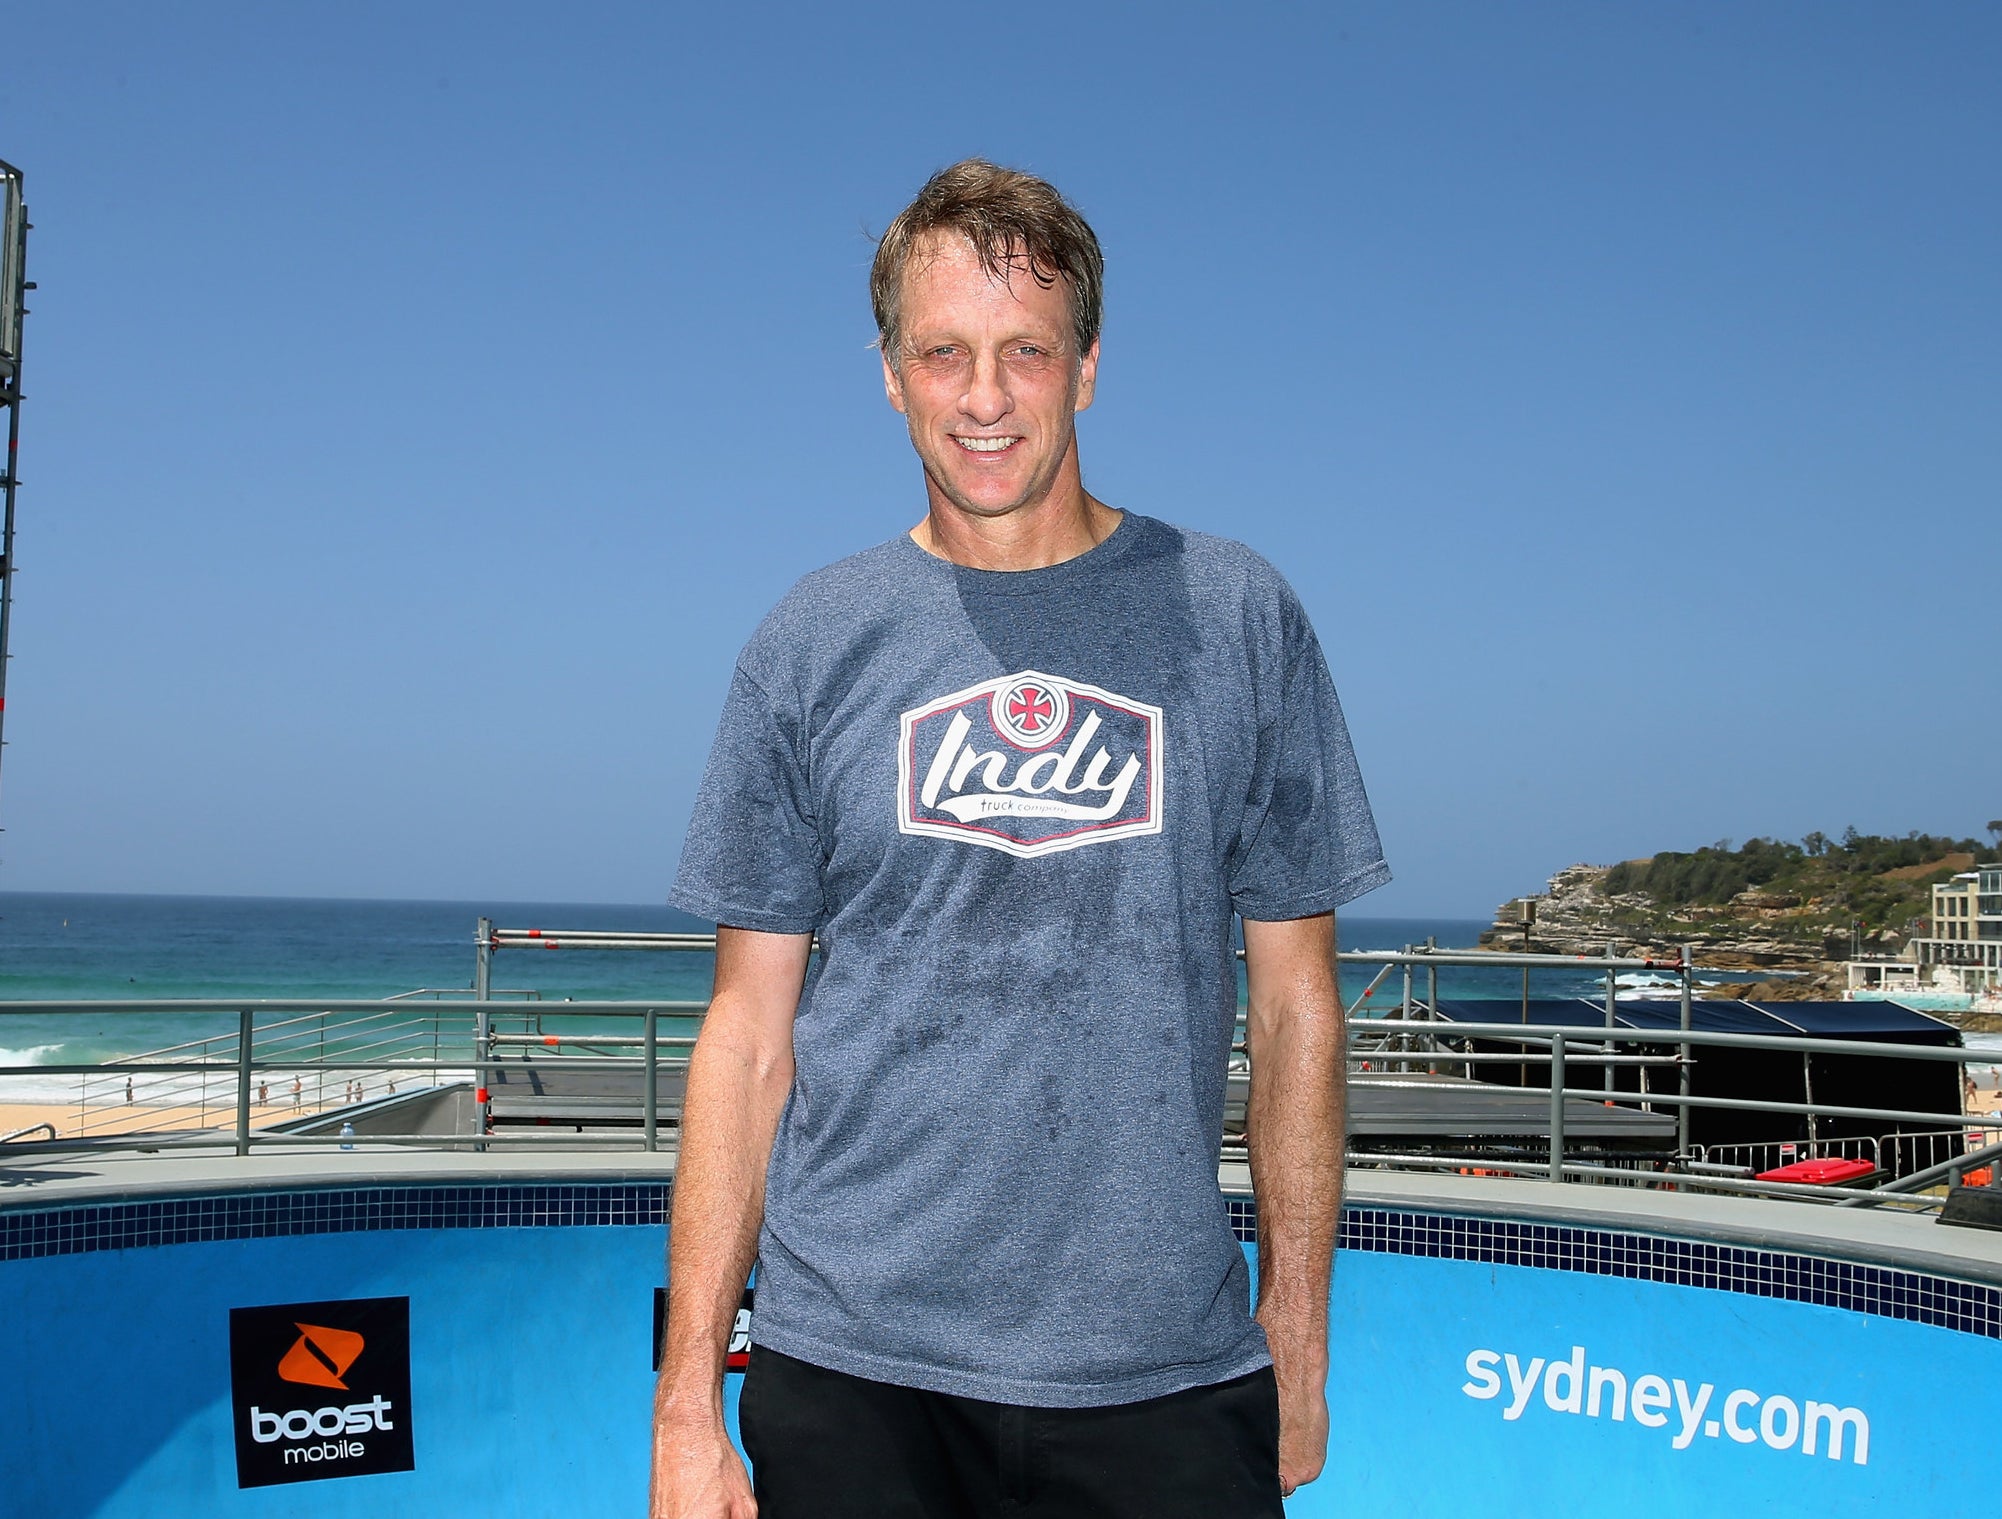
[954,436,1015,452]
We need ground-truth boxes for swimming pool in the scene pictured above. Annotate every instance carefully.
[4,1153,1997,1517]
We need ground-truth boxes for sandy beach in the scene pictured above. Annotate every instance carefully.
[0,1098,331,1140]
[1962,1079,2002,1123]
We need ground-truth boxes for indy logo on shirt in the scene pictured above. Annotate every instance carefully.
[897,670,1164,858]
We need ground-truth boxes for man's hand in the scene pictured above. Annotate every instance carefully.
[649,1407,757,1519]
[1258,1307,1331,1496]
[1242,911,1344,1500]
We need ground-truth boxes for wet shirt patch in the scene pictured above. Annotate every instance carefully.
[897,669,1164,858]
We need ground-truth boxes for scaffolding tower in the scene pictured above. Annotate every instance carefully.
[0,160,28,830]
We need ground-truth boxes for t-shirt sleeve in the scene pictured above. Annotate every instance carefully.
[669,664,826,934]
[1226,616,1390,921]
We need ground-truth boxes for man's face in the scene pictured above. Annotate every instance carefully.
[882,233,1098,520]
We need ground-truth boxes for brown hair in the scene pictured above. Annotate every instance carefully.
[871,159,1104,366]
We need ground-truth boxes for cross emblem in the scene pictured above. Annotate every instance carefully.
[1008,686,1054,733]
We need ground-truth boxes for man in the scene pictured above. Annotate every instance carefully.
[652,159,1386,1518]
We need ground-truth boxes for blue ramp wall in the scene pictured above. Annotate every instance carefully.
[3,1182,1997,1517]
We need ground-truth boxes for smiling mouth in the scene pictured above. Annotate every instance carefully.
[953,436,1020,454]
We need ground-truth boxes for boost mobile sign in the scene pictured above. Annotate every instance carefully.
[654,1285,754,1373]
[229,1296,415,1488]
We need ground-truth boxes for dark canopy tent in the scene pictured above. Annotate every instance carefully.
[1744,1001,1963,1155]
[1423,999,1646,1097]
[1426,999,1962,1157]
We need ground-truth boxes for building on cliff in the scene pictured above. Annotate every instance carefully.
[1910,864,2002,991]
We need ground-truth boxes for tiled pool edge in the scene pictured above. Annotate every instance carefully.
[4,1182,1996,1342]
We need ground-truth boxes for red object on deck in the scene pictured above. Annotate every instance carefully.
[1755,1157,1875,1185]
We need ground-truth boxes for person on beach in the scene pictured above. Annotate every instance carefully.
[652,160,1386,1519]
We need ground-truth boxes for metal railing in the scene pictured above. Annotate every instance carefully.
[1839,1134,2002,1207]
[1695,1135,1880,1178]
[71,1004,455,1136]
[1339,1013,1996,1207]
[2,939,1991,1213]
[0,999,693,1156]
[2,1002,1991,1206]
[1879,1126,2002,1181]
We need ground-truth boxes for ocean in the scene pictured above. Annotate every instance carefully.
[0,891,1616,1100]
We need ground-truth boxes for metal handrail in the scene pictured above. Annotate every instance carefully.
[3,1007,1977,1066]
[0,999,695,1158]
[1837,1135,2002,1207]
[490,1033,694,1049]
[124,1006,412,1060]
[1389,1019,1986,1189]
[385,987,543,1001]
[1402,1016,1978,1066]
[0,998,706,1014]
[70,1003,476,1135]
[474,929,1702,976]
[4,1002,1993,1204]
[488,930,721,950]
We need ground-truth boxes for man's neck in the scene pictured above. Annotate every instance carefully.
[911,484,1122,572]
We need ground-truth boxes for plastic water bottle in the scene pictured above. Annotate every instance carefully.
[339,1122,356,1151]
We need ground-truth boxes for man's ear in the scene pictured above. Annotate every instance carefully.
[881,346,908,415]
[1074,339,1100,414]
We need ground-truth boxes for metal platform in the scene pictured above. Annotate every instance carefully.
[486,1049,688,1129]
[482,1052,1674,1148]
[1340,1076,1675,1142]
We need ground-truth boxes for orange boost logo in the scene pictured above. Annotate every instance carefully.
[276,1323,366,1390]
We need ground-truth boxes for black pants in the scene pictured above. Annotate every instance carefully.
[740,1347,1285,1519]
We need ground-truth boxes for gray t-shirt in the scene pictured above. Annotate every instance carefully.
[672,512,1387,1407]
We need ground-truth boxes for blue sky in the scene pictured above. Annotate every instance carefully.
[0,2,1994,918]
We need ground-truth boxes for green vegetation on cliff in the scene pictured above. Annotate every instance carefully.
[1603,828,1992,939]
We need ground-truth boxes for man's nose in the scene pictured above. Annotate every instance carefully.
[960,350,1012,425]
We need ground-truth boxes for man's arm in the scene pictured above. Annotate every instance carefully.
[1242,911,1344,1497]
[650,926,811,1519]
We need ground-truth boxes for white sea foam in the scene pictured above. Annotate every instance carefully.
[1612,972,1721,1000]
[0,1046,74,1103]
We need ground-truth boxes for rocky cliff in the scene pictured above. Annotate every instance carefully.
[1475,832,1987,990]
[1477,862,1848,969]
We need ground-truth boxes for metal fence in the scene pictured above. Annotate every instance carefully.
[1694,1135,1880,1178]
[2,941,1993,1214]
